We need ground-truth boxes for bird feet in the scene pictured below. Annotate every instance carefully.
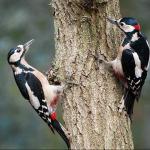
[46,66,61,85]
[89,52,112,68]
[89,52,105,63]
[90,53,114,74]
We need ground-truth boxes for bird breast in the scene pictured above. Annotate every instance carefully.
[112,58,124,80]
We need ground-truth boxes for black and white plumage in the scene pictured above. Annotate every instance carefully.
[7,39,70,148]
[106,17,150,119]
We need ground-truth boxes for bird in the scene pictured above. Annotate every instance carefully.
[99,17,150,119]
[7,39,70,149]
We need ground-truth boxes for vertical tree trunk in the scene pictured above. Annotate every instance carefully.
[50,0,134,149]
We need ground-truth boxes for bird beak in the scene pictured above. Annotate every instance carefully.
[107,17,118,25]
[24,39,34,52]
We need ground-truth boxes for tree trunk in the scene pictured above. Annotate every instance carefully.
[50,0,134,149]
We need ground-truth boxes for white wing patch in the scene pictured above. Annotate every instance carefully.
[25,82,40,109]
[135,66,142,78]
[9,52,21,63]
[133,52,142,78]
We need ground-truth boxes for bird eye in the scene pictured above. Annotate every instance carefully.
[120,22,124,26]
[17,49,21,53]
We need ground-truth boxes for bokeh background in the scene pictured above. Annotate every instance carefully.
[0,0,150,149]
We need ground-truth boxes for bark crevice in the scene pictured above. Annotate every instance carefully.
[49,0,134,149]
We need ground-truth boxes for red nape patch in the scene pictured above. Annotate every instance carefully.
[50,112,57,121]
[134,24,141,31]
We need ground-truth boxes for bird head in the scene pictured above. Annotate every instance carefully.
[7,39,34,65]
[107,17,141,34]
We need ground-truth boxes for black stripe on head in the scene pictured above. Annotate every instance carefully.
[7,48,16,63]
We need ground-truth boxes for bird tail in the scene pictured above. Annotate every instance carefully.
[50,119,70,149]
[124,90,136,120]
[47,122,55,133]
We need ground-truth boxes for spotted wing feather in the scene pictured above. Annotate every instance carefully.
[121,49,146,117]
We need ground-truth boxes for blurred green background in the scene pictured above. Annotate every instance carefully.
[0,0,150,149]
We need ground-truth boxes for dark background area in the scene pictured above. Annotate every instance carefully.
[0,0,150,149]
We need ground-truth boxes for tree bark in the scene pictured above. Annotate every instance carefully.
[50,0,134,149]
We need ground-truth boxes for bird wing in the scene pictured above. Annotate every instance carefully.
[25,73,70,146]
[25,72,54,129]
[14,72,30,100]
[121,49,148,118]
[130,36,150,70]
[121,49,146,99]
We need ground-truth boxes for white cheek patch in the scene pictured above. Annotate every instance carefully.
[123,25,135,33]
[9,45,24,63]
[9,53,21,63]
[25,82,40,109]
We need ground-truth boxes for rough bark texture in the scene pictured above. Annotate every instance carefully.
[50,0,134,149]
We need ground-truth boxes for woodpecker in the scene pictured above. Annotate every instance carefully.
[101,17,150,119]
[7,39,70,148]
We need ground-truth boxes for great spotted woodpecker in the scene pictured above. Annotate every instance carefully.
[7,39,70,148]
[101,17,150,119]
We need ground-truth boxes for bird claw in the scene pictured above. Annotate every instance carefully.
[46,67,62,85]
[89,52,106,64]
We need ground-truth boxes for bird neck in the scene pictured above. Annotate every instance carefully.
[11,58,34,73]
[122,31,141,46]
[126,30,141,41]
